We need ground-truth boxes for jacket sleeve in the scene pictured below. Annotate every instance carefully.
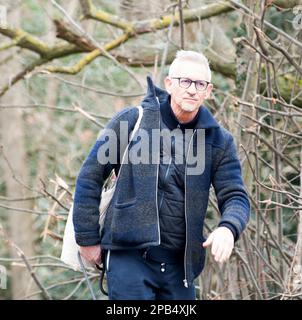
[73,107,137,246]
[212,133,250,242]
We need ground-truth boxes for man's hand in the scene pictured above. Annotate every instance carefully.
[79,245,102,266]
[202,227,234,263]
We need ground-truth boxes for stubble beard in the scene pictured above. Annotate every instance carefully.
[180,101,199,112]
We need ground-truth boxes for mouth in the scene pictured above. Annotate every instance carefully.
[184,98,198,103]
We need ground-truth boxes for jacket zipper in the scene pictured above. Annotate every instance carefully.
[183,129,196,288]
[155,97,161,245]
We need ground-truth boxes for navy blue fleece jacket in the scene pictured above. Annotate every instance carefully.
[73,76,250,286]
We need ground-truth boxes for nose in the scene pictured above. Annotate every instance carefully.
[186,82,197,95]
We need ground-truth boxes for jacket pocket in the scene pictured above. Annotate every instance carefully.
[111,205,136,236]
[111,204,156,246]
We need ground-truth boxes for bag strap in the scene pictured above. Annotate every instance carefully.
[77,251,108,298]
[115,105,143,181]
[129,105,143,141]
[103,105,143,188]
[119,105,143,165]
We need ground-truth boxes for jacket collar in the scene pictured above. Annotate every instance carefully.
[141,76,219,129]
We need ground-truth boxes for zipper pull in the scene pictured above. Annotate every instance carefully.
[142,250,147,260]
[160,263,166,272]
[183,279,188,288]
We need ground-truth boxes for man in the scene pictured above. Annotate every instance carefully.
[73,50,250,300]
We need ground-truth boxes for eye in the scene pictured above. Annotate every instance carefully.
[179,78,191,87]
[196,80,207,90]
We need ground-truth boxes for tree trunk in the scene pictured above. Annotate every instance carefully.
[0,6,37,300]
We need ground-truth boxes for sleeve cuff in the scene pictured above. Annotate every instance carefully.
[75,232,101,246]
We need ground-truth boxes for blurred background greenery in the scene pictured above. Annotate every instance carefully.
[0,0,302,300]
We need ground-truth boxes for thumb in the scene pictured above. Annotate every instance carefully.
[203,233,214,248]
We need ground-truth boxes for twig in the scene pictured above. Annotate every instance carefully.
[0,203,65,217]
[73,102,104,128]
[0,224,53,300]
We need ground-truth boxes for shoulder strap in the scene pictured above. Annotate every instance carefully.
[129,105,143,141]
[102,106,143,188]
[119,105,143,167]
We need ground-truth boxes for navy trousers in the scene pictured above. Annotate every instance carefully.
[103,247,196,300]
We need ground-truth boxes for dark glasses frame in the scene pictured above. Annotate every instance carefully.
[171,77,211,91]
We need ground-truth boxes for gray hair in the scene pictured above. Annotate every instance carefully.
[168,50,211,81]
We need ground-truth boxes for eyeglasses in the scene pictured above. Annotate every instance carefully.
[171,77,210,91]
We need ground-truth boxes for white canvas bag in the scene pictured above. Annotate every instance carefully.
[60,105,143,270]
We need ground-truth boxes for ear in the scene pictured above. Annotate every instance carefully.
[205,83,213,99]
[164,76,172,94]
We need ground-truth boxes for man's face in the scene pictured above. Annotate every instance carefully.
[164,60,213,113]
